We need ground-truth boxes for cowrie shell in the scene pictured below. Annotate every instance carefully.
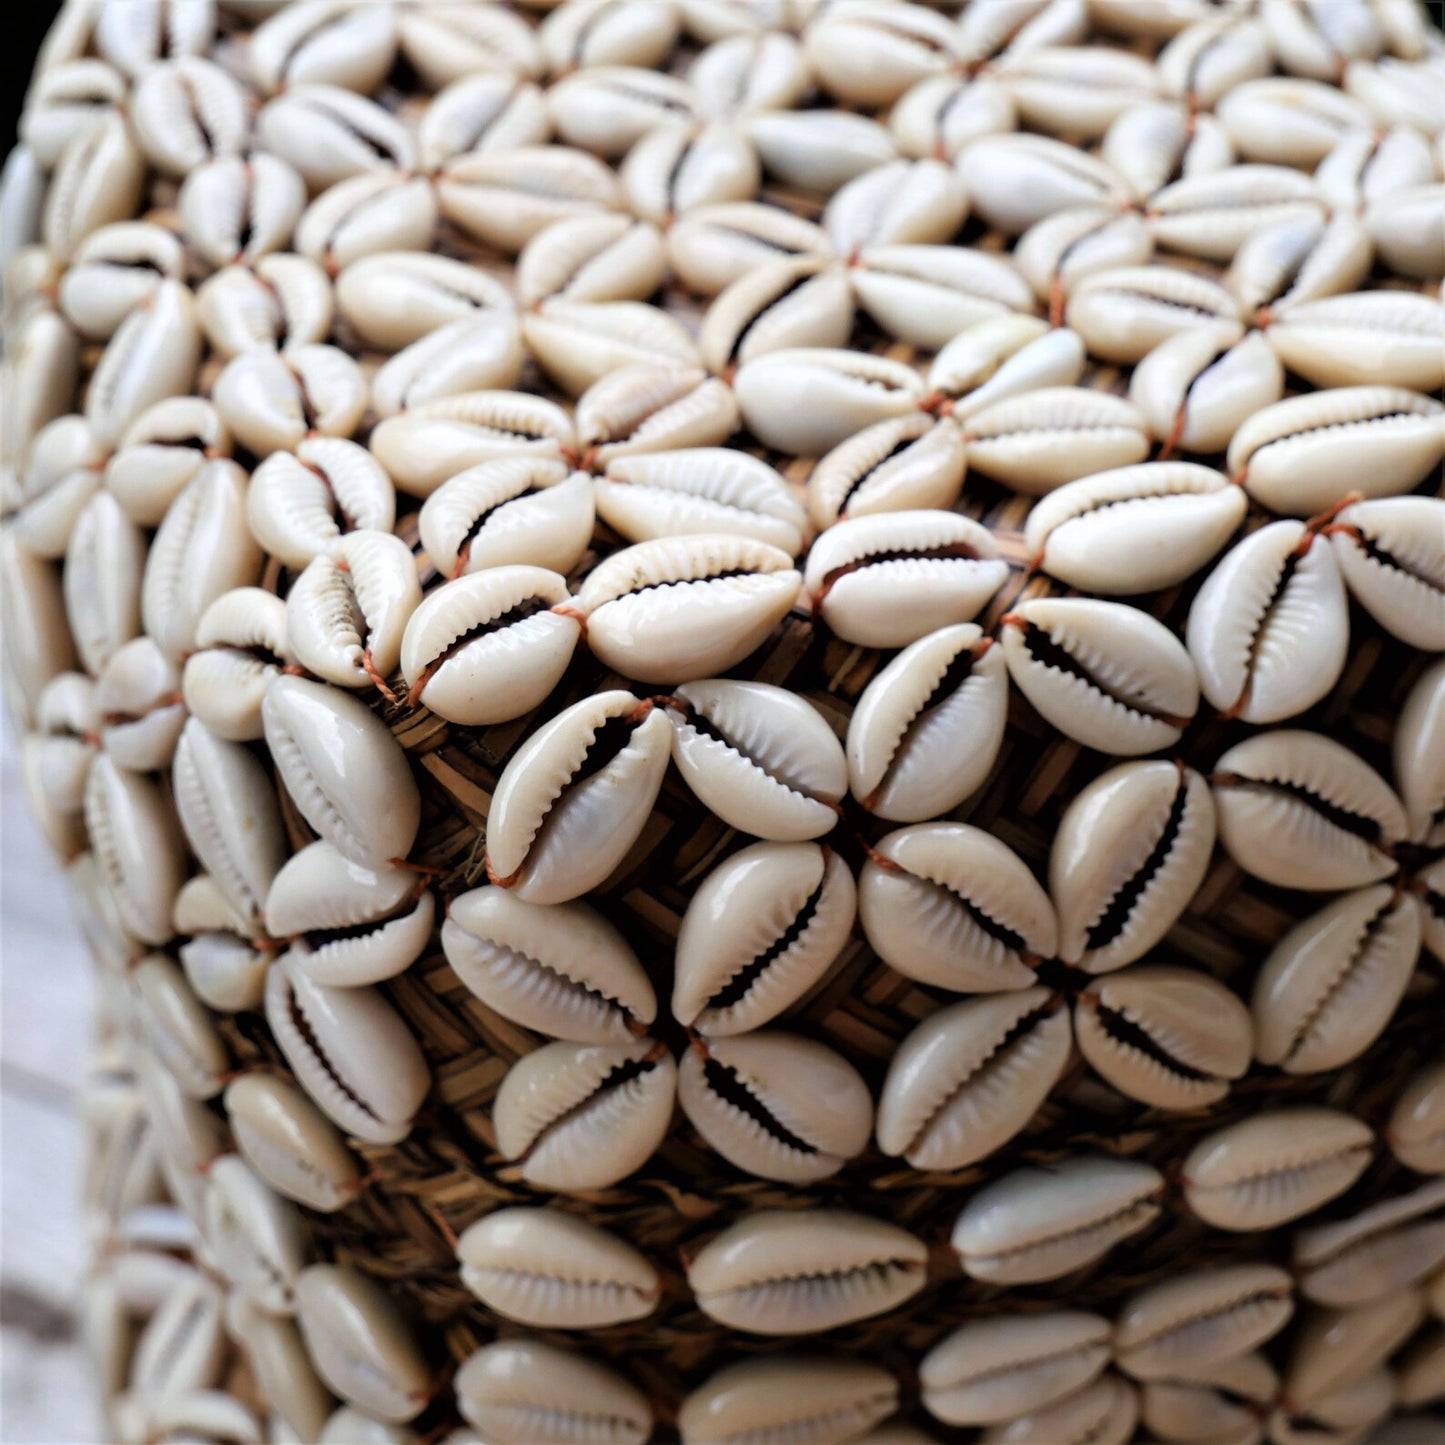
[1139,1358,1276,1445]
[398,2,541,89]
[672,839,856,1036]
[294,1265,429,1424]
[665,201,834,297]
[996,44,1162,139]
[62,491,146,676]
[96,636,187,773]
[1186,520,1348,724]
[1065,264,1240,365]
[743,108,901,198]
[954,0,1089,71]
[1264,291,1445,394]
[1345,51,1445,132]
[265,952,430,1145]
[203,1155,310,1314]
[847,624,1008,821]
[58,222,187,341]
[980,1375,1137,1445]
[677,1355,899,1445]
[953,1155,1165,1284]
[689,1208,926,1334]
[212,344,369,458]
[961,386,1152,495]
[20,674,96,854]
[804,510,1008,649]
[417,74,552,171]
[228,1298,333,1442]
[1114,1264,1295,1380]
[224,1073,362,1214]
[493,1037,677,1191]
[371,316,527,419]
[1076,964,1253,1110]
[523,297,701,397]
[12,413,104,559]
[456,1339,651,1445]
[1146,165,1326,263]
[920,1312,1113,1427]
[807,414,968,528]
[417,457,591,578]
[287,531,421,693]
[334,252,515,355]
[1002,597,1199,755]
[263,675,419,867]
[1014,205,1156,307]
[436,146,624,255]
[106,395,231,528]
[485,690,671,903]
[1286,1292,1428,1412]
[824,159,969,255]
[1263,0,1385,80]
[859,822,1055,992]
[665,679,845,841]
[456,1207,659,1328]
[956,133,1130,237]
[876,987,1072,1170]
[142,460,263,662]
[1368,184,1445,281]
[248,439,396,572]
[620,120,761,223]
[804,2,961,107]
[700,255,853,373]
[1214,729,1406,891]
[131,954,230,1100]
[400,566,579,725]
[368,390,576,499]
[1331,496,1445,652]
[196,257,335,359]
[516,214,667,309]
[1396,659,1445,847]
[689,30,809,118]
[1217,77,1371,168]
[92,0,212,73]
[256,86,415,191]
[546,66,698,158]
[294,172,440,277]
[128,1272,228,1405]
[578,535,802,684]
[926,313,1056,400]
[1388,1058,1445,1175]
[180,929,273,1013]
[1183,1108,1374,1232]
[443,883,655,1042]
[178,152,309,272]
[1051,760,1216,973]
[891,73,1017,161]
[18,59,127,171]
[678,1031,872,1183]
[130,57,249,178]
[248,0,398,95]
[580,373,744,474]
[42,110,147,259]
[1101,101,1235,200]
[2,310,80,484]
[1315,127,1436,217]
[1224,212,1375,315]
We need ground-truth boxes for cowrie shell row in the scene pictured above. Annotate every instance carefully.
[1145,164,1325,262]
[980,1374,1137,1445]
[130,954,230,1100]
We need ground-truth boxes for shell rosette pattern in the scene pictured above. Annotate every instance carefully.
[4,0,1444,1439]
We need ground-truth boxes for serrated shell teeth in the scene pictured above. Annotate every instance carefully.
[1065,264,1241,364]
[442,884,655,1042]
[273,881,434,991]
[523,298,702,396]
[1015,203,1156,305]
[1264,290,1445,393]
[294,171,440,277]
[516,214,668,310]
[700,255,854,373]
[578,366,742,471]
[1331,496,1445,652]
[687,1208,927,1335]
[183,587,293,742]
[808,414,967,531]
[1396,660,1445,847]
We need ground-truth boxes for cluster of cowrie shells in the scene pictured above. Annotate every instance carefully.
[3,0,1444,1439]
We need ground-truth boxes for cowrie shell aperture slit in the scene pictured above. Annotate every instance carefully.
[807,414,968,530]
[1330,496,1445,653]
[577,367,743,473]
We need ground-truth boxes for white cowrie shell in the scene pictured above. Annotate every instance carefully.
[689,30,809,118]
[484,690,671,903]
[19,59,127,171]
[516,214,667,309]
[859,822,1056,991]
[1183,1108,1375,1232]
[808,414,967,529]
[1388,1059,1445,1175]
[1264,291,1445,394]
[1315,127,1436,217]
[130,57,249,178]
[212,344,369,457]
[372,316,527,420]
[42,109,147,259]
[1254,885,1422,1077]
[263,674,419,867]
[84,757,187,946]
[1014,205,1156,311]
[1065,265,1240,365]
[129,1272,228,1405]
[1146,165,1326,263]
[953,1156,1165,1285]
[248,439,396,573]
[1262,0,1385,80]
[540,0,683,68]
[417,74,552,171]
[436,146,624,255]
[58,222,187,341]
[1331,496,1445,652]
[927,314,1061,401]
[399,566,579,725]
[2,310,80,483]
[1102,101,1235,201]
[546,66,698,158]
[1396,658,1445,847]
[228,1298,333,1442]
[62,491,146,676]
[181,931,273,1013]
[996,44,1162,140]
[493,1037,677,1191]
[1217,78,1372,168]
[824,159,969,255]
[456,1207,660,1328]
[225,1073,362,1214]
[397,3,542,90]
[1140,1363,1275,1445]
[891,74,1017,162]
[1368,184,1445,281]
[196,256,334,359]
[256,86,415,191]
[1287,1293,1428,1413]
[580,371,744,473]
[1345,52,1445,133]
[143,460,263,662]
[1212,730,1405,891]
[265,952,430,1145]
[666,679,845,841]
[620,121,761,223]
[847,624,1006,822]
[174,863,263,942]
[956,133,1130,237]
[805,510,1008,650]
[96,636,186,773]
[689,1208,924,1336]
[417,458,591,579]
[700,255,853,374]
[334,251,515,354]
[249,0,398,95]
[876,987,1073,1170]
[744,109,900,196]
[0,531,76,728]
[1051,760,1216,973]
[443,883,654,1041]
[456,1339,652,1445]
[1224,213,1374,315]
[961,386,1152,494]
[106,397,231,528]
[665,201,834,297]
[1186,521,1348,724]
[523,298,701,398]
[294,1266,429,1424]
[178,153,309,271]
[922,1313,1113,1427]
[94,0,215,76]
[204,1155,310,1313]
[131,954,230,1100]
[980,1375,1137,1445]
[1229,387,1444,517]
[294,173,440,277]
[672,839,856,1036]
[183,588,292,741]
[804,2,962,107]
[679,1031,872,1183]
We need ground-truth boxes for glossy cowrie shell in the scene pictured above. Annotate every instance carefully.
[620,120,761,223]
[700,255,853,374]
[859,822,1055,993]
[95,635,187,773]
[678,1031,873,1183]
[1014,204,1156,307]
[256,86,415,191]
[19,677,96,855]
[1224,212,1374,316]
[996,44,1162,140]
[484,690,672,903]
[1330,496,1445,652]
[577,534,802,684]
[953,1155,1165,1285]
[371,316,527,419]
[546,66,698,159]
[42,110,148,259]
[417,74,552,171]
[1183,1108,1375,1232]
[1396,659,1445,848]
[891,73,1017,162]
[673,839,856,1036]
[61,491,146,678]
[178,152,309,272]
[456,1207,659,1328]
[1315,126,1436,217]
[847,624,1007,822]
[18,59,127,171]
[665,201,834,297]
[196,256,335,359]
[130,56,249,178]
[1217,77,1371,168]
[1212,729,1404,891]
[876,987,1072,1170]
[804,2,961,107]
[179,921,272,1013]
[1051,760,1216,973]
[333,252,514,355]
[127,1271,228,1405]
[203,1154,310,1314]
[1263,291,1445,394]
[927,314,1068,403]
[689,29,809,118]
[1065,264,1240,365]
[248,0,399,95]
[744,109,900,196]
[1368,183,1445,281]
[980,1375,1137,1445]
[2,310,81,487]
[1388,1058,1445,1175]
[102,392,231,526]
[228,1298,333,1442]
[808,414,967,529]
[1101,100,1234,200]
[824,159,969,256]
[1001,597,1199,756]
[492,1037,677,1192]
[212,344,369,459]
[582,385,748,490]
[1263,0,1386,80]
[1286,1292,1429,1413]
[956,133,1130,237]
[57,222,187,342]
[1146,164,1325,263]
[516,214,667,309]
[1344,51,1445,132]
[1139,1356,1277,1445]
[665,679,845,841]
[397,2,541,89]
[131,954,230,1100]
[804,510,1008,649]
[689,1207,927,1334]
[293,172,440,279]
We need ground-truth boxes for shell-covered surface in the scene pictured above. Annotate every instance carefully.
[5,0,1444,1440]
